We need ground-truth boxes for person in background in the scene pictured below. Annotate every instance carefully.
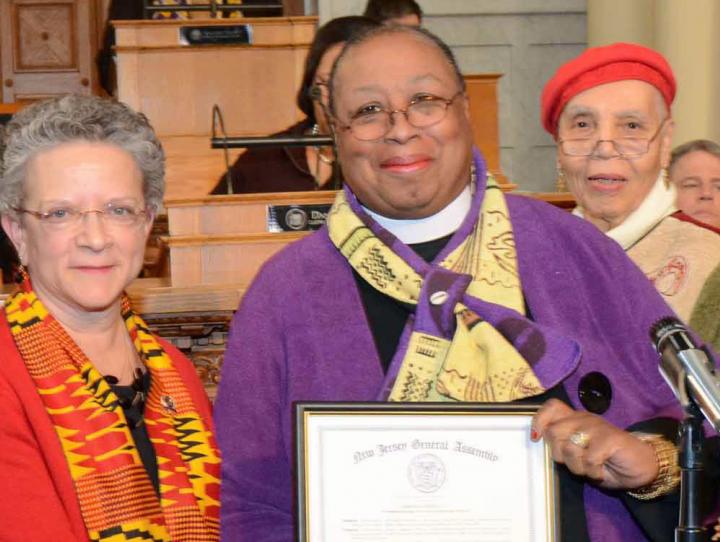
[210,16,379,194]
[542,42,720,351]
[670,139,720,230]
[0,112,19,282]
[216,25,717,541]
[0,228,17,283]
[669,139,720,350]
[0,95,220,541]
[363,0,423,26]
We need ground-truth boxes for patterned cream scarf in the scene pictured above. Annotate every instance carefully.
[327,175,544,402]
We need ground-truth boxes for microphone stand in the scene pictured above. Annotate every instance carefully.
[675,373,707,541]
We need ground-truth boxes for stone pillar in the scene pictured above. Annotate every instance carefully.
[587,0,654,47]
[587,0,720,146]
[654,0,720,146]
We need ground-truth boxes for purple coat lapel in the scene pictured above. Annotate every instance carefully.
[341,148,582,398]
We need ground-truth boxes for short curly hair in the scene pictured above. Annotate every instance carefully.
[0,94,165,215]
[669,139,720,173]
[329,25,465,116]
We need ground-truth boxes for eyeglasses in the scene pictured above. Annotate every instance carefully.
[335,91,464,141]
[558,119,668,158]
[14,202,150,229]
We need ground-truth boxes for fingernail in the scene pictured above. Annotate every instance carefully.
[530,429,538,441]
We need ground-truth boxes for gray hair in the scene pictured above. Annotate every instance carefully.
[670,139,720,173]
[328,25,466,116]
[0,94,164,215]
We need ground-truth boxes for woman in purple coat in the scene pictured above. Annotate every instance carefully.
[215,26,718,541]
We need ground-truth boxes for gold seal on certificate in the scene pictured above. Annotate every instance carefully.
[295,403,558,542]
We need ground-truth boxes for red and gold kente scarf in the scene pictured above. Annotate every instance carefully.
[4,279,220,541]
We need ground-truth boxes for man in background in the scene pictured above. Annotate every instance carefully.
[363,0,423,26]
[670,139,720,230]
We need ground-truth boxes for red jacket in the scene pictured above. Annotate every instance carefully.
[0,311,215,541]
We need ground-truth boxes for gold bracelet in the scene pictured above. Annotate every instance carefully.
[627,433,680,500]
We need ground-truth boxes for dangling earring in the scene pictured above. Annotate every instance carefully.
[662,167,670,189]
[310,123,334,163]
[311,126,334,166]
[14,262,29,284]
[555,168,568,192]
[316,149,334,165]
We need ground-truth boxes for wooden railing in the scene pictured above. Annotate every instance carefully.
[142,0,284,18]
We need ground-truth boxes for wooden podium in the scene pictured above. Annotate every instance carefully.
[114,16,317,199]
[114,17,315,137]
[113,16,509,198]
[164,190,335,287]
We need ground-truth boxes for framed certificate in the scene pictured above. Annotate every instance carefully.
[295,403,558,542]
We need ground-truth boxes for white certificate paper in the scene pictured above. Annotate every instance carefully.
[297,405,557,542]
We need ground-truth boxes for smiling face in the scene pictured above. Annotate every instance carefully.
[331,31,473,219]
[671,150,720,228]
[1,141,153,321]
[557,80,673,232]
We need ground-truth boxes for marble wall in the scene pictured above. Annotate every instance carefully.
[316,0,588,192]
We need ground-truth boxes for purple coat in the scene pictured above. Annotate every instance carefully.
[215,176,683,541]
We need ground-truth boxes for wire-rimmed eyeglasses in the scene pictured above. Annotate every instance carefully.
[14,202,151,229]
[334,91,464,141]
[558,119,668,158]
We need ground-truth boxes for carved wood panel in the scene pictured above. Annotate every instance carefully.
[0,0,98,102]
[142,310,233,401]
[15,3,77,71]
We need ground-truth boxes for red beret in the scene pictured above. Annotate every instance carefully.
[541,42,676,137]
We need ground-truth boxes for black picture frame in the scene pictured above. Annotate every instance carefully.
[295,402,559,542]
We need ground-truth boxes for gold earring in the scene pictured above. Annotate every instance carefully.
[662,167,670,188]
[555,168,568,192]
[315,146,334,165]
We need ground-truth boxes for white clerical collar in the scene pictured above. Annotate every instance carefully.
[362,185,472,244]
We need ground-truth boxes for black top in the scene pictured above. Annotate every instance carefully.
[109,371,159,495]
[352,234,451,373]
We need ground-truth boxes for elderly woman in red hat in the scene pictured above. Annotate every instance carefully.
[541,43,720,351]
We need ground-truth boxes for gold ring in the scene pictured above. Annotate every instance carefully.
[569,431,590,449]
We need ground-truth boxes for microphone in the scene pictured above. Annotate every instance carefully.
[650,317,720,431]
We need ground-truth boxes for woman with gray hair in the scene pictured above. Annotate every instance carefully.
[0,95,220,541]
